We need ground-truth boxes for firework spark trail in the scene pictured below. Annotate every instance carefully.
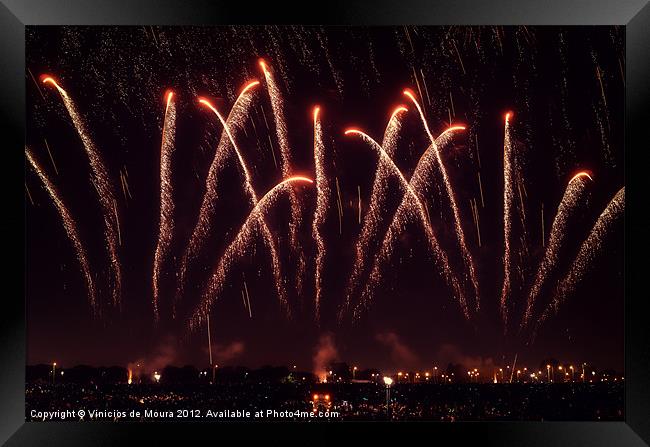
[175,81,259,306]
[341,106,408,319]
[259,59,306,295]
[356,126,469,320]
[521,172,593,330]
[189,176,313,329]
[344,129,423,213]
[404,89,480,312]
[42,76,122,307]
[197,94,288,314]
[500,112,514,328]
[152,91,176,321]
[335,177,343,234]
[311,106,329,322]
[536,187,624,328]
[26,146,97,312]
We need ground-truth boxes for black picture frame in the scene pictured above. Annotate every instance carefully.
[2,0,649,445]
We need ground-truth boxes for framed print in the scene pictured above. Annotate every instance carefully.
[2,0,649,445]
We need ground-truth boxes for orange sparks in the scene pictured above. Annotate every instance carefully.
[191,176,313,327]
[439,125,467,138]
[197,97,218,115]
[569,171,594,184]
[26,146,97,312]
[41,73,122,307]
[312,105,328,322]
[389,105,408,122]
[165,90,174,107]
[41,75,68,98]
[153,89,177,321]
[239,80,260,97]
[175,79,262,309]
[258,59,268,73]
[403,89,435,143]
[197,96,255,195]
[522,170,593,330]
[283,175,313,185]
[258,58,305,294]
[405,87,479,314]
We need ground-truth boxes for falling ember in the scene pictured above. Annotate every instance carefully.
[538,187,624,327]
[500,112,514,328]
[190,176,313,329]
[44,138,58,175]
[243,280,252,318]
[259,59,306,295]
[335,177,343,235]
[522,171,593,329]
[26,146,97,312]
[342,106,407,319]
[241,289,248,312]
[357,126,468,320]
[193,94,287,316]
[25,183,35,206]
[541,202,545,247]
[471,198,482,247]
[42,75,122,307]
[357,186,362,225]
[405,89,480,312]
[175,80,260,307]
[152,90,176,322]
[312,106,329,322]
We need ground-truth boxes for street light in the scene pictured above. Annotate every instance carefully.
[353,366,358,380]
[52,362,57,385]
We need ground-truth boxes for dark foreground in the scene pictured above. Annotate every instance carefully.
[26,382,623,421]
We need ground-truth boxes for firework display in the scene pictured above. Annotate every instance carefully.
[152,91,176,321]
[41,76,122,309]
[26,26,624,422]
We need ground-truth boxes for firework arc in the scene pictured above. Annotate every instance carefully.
[568,171,594,184]
[42,75,122,308]
[521,171,593,329]
[356,126,469,320]
[26,146,97,313]
[259,59,306,295]
[536,187,624,330]
[190,176,314,329]
[175,80,265,309]
[152,90,177,322]
[312,106,329,323]
[404,89,480,313]
[193,94,287,313]
[344,128,469,319]
[500,111,514,328]
[341,106,408,319]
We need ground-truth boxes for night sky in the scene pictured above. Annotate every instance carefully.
[25,26,624,374]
